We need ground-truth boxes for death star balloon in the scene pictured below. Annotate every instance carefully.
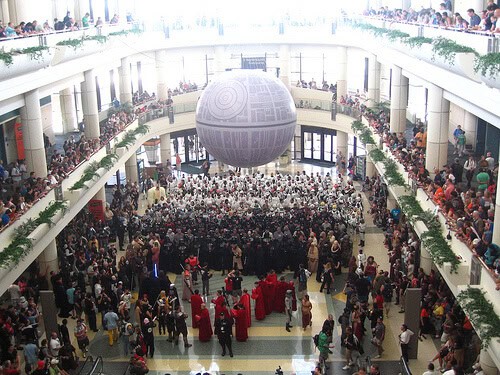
[195,69,296,168]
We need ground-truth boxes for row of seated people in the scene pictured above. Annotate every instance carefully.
[0,11,128,39]
[364,110,499,283]
[364,3,500,33]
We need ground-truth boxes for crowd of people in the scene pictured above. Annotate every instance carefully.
[0,10,132,39]
[364,2,500,33]
[364,107,499,284]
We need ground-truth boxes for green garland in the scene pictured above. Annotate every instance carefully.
[115,124,151,149]
[69,161,101,191]
[431,37,478,66]
[0,201,67,268]
[457,288,500,348]
[382,159,407,187]
[421,228,460,271]
[398,195,424,219]
[1,46,50,66]
[369,148,386,163]
[57,35,109,50]
[404,36,432,49]
[351,120,375,145]
[474,53,500,80]
[99,153,118,171]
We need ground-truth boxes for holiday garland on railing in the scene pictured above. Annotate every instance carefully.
[115,124,151,149]
[381,158,407,187]
[369,148,386,163]
[69,153,119,191]
[457,288,500,348]
[0,201,67,268]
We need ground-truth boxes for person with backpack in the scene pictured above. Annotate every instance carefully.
[342,326,359,370]
[316,323,333,372]
[297,264,311,299]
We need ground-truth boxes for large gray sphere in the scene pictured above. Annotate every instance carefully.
[196,70,296,168]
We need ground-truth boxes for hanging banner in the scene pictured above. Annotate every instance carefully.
[14,123,25,160]
[88,199,104,221]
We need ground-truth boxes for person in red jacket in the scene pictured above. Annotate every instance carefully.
[231,303,248,342]
[251,282,266,320]
[195,303,213,342]
[190,290,203,329]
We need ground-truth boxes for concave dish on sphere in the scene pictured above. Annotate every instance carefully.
[195,69,297,168]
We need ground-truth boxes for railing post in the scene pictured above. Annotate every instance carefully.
[331,102,337,121]
[418,25,424,37]
[38,35,47,47]
[487,37,499,53]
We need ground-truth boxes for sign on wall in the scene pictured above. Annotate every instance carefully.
[14,123,25,160]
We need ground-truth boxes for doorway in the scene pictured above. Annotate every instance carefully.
[301,126,337,163]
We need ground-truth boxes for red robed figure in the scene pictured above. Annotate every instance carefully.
[274,280,288,313]
[196,307,213,342]
[190,293,203,328]
[251,284,266,320]
[260,280,275,315]
[240,291,252,327]
[231,305,248,342]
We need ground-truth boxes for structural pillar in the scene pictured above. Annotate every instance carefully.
[20,89,48,177]
[91,186,106,215]
[336,46,348,103]
[160,133,171,166]
[367,54,380,108]
[279,44,291,89]
[214,45,225,77]
[390,66,408,133]
[425,84,449,174]
[155,50,169,101]
[80,70,100,140]
[51,93,63,134]
[37,240,59,279]
[463,111,478,151]
[365,156,375,177]
[60,87,78,133]
[125,152,139,184]
[0,0,9,24]
[119,56,133,105]
[479,348,498,375]
[337,131,348,161]
[407,80,425,124]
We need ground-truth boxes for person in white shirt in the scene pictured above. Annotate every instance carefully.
[399,323,414,363]
[49,332,62,357]
[423,362,440,375]
[8,282,21,306]
[485,151,495,171]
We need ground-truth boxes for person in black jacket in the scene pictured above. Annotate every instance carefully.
[215,312,233,357]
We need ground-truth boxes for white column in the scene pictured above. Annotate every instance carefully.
[366,156,375,177]
[37,240,59,280]
[119,56,133,104]
[425,84,450,174]
[155,50,168,101]
[407,80,424,123]
[214,45,225,77]
[336,46,348,103]
[60,87,77,134]
[20,89,47,177]
[479,348,498,375]
[390,66,408,133]
[51,94,63,134]
[367,54,380,108]
[337,131,348,161]
[279,44,291,89]
[463,111,477,151]
[80,70,100,140]
[0,0,9,24]
[73,0,88,23]
[92,186,106,213]
[125,152,139,184]
[160,133,171,165]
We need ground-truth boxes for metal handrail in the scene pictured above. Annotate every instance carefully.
[76,355,94,375]
[88,356,103,375]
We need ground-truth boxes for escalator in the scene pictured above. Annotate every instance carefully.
[77,355,130,375]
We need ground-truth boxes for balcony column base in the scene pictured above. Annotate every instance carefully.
[479,348,497,375]
[336,131,348,164]
[463,111,477,151]
[156,50,169,101]
[160,134,171,166]
[389,66,408,133]
[367,54,380,108]
[60,87,78,134]
[336,46,348,103]
[119,57,133,105]
[37,240,59,286]
[125,152,139,185]
[81,69,100,140]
